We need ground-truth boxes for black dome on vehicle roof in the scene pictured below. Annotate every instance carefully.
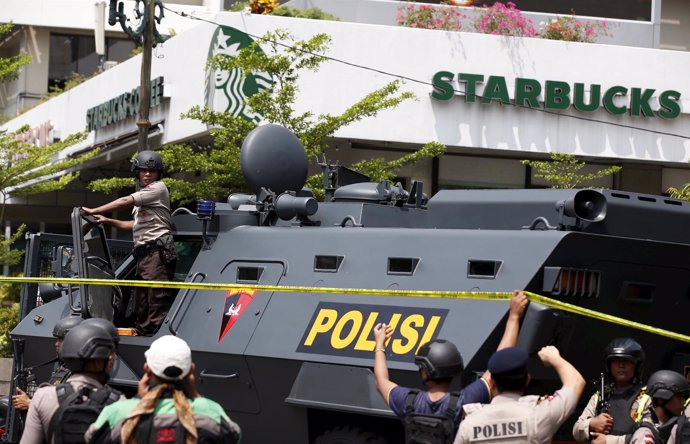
[240,124,307,196]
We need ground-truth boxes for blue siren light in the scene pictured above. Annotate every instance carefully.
[197,200,216,220]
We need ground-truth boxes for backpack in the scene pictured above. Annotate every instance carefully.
[128,413,187,444]
[48,383,120,444]
[403,389,460,444]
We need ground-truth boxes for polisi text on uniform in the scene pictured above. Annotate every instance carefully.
[472,421,526,441]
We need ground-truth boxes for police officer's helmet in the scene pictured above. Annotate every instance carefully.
[646,370,690,401]
[131,150,164,178]
[81,318,120,347]
[414,339,464,380]
[605,337,645,378]
[52,316,83,339]
[59,323,115,373]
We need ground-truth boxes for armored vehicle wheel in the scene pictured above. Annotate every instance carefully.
[314,426,389,444]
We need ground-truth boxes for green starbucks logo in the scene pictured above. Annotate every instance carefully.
[205,26,272,124]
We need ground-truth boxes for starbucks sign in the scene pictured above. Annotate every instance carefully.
[205,26,273,124]
[431,71,681,119]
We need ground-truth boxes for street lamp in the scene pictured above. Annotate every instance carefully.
[108,0,168,150]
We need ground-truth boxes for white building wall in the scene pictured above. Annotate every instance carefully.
[2,13,689,166]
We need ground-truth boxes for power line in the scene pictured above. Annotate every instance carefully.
[163,6,690,141]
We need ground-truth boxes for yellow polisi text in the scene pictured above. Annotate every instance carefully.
[298,302,448,361]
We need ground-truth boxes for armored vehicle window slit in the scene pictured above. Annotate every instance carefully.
[467,260,502,279]
[664,199,682,206]
[314,255,343,273]
[619,282,655,303]
[637,196,656,203]
[387,257,419,275]
[611,193,630,199]
[237,266,264,283]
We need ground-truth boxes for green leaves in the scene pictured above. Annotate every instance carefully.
[667,184,690,201]
[522,153,621,189]
[0,128,94,265]
[0,23,31,84]
[92,29,445,205]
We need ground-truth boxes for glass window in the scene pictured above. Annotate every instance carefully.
[107,38,135,62]
[439,155,525,189]
[48,34,135,90]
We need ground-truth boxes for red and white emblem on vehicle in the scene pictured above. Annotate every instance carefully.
[218,289,257,342]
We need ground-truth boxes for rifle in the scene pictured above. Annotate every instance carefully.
[597,372,611,415]
[4,339,32,443]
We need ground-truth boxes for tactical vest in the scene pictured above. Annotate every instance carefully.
[403,390,460,444]
[48,364,72,386]
[608,386,645,434]
[675,416,690,444]
[594,385,649,425]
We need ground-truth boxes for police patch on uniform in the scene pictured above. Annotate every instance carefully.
[471,420,528,441]
[218,289,257,342]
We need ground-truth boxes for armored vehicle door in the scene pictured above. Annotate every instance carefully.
[71,208,123,321]
[169,259,285,414]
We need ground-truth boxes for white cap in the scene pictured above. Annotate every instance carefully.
[145,335,192,381]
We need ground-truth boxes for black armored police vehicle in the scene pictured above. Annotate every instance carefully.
[6,124,690,443]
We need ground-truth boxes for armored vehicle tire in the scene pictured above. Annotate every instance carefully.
[314,426,389,444]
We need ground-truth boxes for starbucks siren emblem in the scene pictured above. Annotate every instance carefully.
[205,26,273,124]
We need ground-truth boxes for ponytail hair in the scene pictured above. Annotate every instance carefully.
[121,383,198,444]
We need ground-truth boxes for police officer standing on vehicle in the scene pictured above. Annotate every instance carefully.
[373,291,528,442]
[82,150,177,336]
[20,321,121,444]
[12,316,83,412]
[574,338,648,443]
[454,345,585,444]
[628,370,690,444]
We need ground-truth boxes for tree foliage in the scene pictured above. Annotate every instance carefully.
[521,152,621,189]
[0,23,31,84]
[667,184,690,201]
[0,127,95,265]
[88,30,445,204]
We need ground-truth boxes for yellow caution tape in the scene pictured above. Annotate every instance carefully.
[2,276,689,343]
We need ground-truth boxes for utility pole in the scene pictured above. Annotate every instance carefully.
[108,0,168,150]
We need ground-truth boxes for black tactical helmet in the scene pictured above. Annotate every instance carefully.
[131,150,164,177]
[59,323,115,373]
[605,337,645,379]
[81,318,120,346]
[414,339,464,380]
[646,370,690,401]
[52,316,83,339]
